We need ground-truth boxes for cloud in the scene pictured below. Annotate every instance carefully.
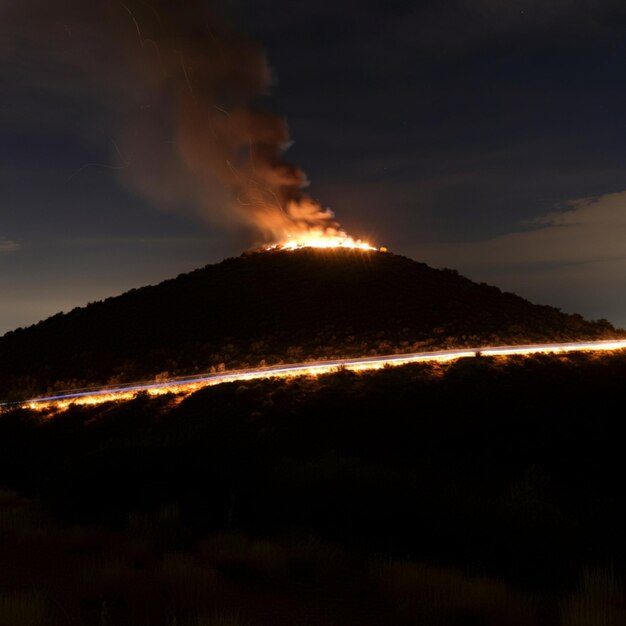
[411,190,626,325]
[410,0,626,49]
[533,192,626,228]
[417,190,626,269]
[249,0,626,61]
[0,238,19,254]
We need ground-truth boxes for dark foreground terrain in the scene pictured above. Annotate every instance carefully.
[2,351,626,624]
[1,248,621,401]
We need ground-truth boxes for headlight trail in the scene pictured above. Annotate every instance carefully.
[3,339,626,412]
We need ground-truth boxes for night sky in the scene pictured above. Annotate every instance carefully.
[3,0,626,334]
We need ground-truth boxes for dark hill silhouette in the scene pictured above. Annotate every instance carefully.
[0,248,621,398]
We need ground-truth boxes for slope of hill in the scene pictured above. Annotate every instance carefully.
[2,351,626,599]
[0,248,621,399]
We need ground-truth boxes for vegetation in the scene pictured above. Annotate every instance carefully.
[2,250,626,623]
[0,491,556,625]
[0,249,620,400]
[2,351,626,624]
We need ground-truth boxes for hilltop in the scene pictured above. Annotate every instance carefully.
[0,248,621,399]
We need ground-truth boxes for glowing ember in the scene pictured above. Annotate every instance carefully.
[264,229,379,252]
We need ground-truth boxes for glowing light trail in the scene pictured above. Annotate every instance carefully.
[3,339,626,412]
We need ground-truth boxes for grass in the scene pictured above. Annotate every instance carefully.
[0,592,47,626]
[560,567,626,626]
[372,560,541,625]
[2,488,626,625]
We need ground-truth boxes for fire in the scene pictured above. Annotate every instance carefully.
[247,197,382,252]
[264,229,380,252]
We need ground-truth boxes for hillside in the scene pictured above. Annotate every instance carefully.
[0,248,621,399]
[2,350,626,625]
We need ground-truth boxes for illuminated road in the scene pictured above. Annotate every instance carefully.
[4,338,626,411]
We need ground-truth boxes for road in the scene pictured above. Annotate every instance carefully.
[4,338,626,410]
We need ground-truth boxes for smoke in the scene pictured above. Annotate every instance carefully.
[1,0,343,244]
[0,238,19,254]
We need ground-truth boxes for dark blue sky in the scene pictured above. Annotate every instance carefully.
[2,0,626,333]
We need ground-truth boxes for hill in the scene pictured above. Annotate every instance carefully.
[2,350,626,625]
[0,248,621,399]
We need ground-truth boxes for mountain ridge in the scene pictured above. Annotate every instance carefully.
[0,248,622,399]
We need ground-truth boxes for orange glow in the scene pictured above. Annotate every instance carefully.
[265,231,379,252]
[248,197,380,252]
[9,339,626,414]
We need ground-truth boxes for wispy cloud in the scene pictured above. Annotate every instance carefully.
[0,238,19,254]
[417,190,626,269]
[412,190,626,325]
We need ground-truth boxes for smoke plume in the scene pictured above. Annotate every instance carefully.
[1,0,346,245]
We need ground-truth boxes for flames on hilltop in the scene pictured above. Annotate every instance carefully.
[265,234,379,252]
[263,228,380,252]
[248,197,382,252]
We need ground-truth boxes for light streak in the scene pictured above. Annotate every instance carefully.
[3,339,626,413]
[226,159,286,215]
[120,1,161,55]
[213,105,232,120]
[66,140,130,182]
[178,53,193,94]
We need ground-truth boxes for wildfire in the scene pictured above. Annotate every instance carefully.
[264,229,380,252]
[242,195,383,252]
